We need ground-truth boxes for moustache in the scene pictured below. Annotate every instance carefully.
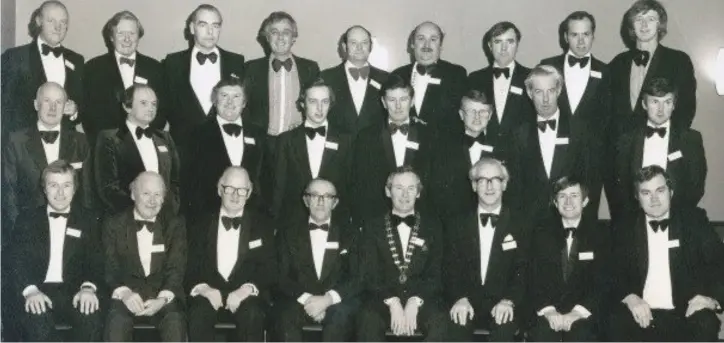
[421,47,434,52]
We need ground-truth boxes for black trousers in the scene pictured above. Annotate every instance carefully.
[188,294,267,342]
[608,304,720,342]
[19,285,104,341]
[275,296,360,341]
[104,299,186,341]
[357,297,448,342]
[528,314,596,342]
[447,302,517,342]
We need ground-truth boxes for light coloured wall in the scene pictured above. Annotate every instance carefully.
[1,0,16,52]
[13,0,724,219]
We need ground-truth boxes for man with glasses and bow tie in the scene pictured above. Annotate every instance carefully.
[445,158,527,342]
[186,167,275,342]
[614,77,706,219]
[357,167,447,341]
[608,165,724,342]
[103,172,187,341]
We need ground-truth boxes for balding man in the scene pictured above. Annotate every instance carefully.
[186,166,275,342]
[321,25,390,136]
[103,172,187,341]
[391,21,467,134]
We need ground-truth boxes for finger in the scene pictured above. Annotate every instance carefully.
[44,296,53,309]
[93,298,99,313]
[72,294,80,308]
[459,311,467,326]
[469,307,475,320]
[39,299,47,313]
[449,309,457,323]
[25,300,31,313]
[30,302,38,315]
[502,310,511,324]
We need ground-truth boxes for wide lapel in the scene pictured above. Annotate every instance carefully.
[380,127,397,170]
[335,64,357,117]
[182,49,206,116]
[403,124,419,166]
[319,220,341,281]
[501,62,526,129]
[359,68,382,122]
[219,48,231,78]
[294,129,314,179]
[634,214,649,290]
[205,213,222,278]
[418,65,442,119]
[148,219,166,275]
[125,212,146,278]
[151,132,172,182]
[666,212,682,297]
[637,46,664,112]
[466,212,483,280]
[666,127,682,179]
[630,129,646,177]
[62,209,84,268]
[528,124,548,182]
[210,122,233,166]
[296,224,319,281]
[550,112,572,180]
[37,214,52,274]
[575,58,603,117]
[28,41,47,86]
[134,53,152,85]
[319,129,338,179]
[61,49,77,88]
[486,208,509,280]
[293,55,311,89]
[118,126,146,175]
[228,211,252,280]
[557,56,574,117]
[58,129,77,162]
[105,53,126,93]
[620,51,635,113]
[26,127,50,171]
[257,57,271,116]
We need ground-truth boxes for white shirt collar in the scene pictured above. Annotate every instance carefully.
[37,121,61,132]
[309,217,332,227]
[345,60,369,69]
[37,36,61,50]
[220,207,244,218]
[216,115,243,126]
[493,61,516,71]
[647,119,671,129]
[304,120,328,129]
[126,119,150,133]
[537,109,561,122]
[566,51,592,59]
[388,118,411,126]
[133,210,156,222]
[561,217,582,229]
[478,205,502,215]
[646,212,670,222]
[391,209,415,217]
[115,50,138,63]
[47,205,70,215]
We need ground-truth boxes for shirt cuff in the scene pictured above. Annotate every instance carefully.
[22,285,39,298]
[157,290,175,303]
[327,290,341,304]
[537,306,556,316]
[112,286,132,300]
[190,283,210,297]
[572,305,592,318]
[297,292,313,305]
[241,283,259,296]
[408,296,424,307]
[384,296,401,306]
[80,282,96,292]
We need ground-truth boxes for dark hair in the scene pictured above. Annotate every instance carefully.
[379,74,414,99]
[183,4,223,45]
[27,1,68,38]
[552,176,589,204]
[633,165,673,195]
[385,165,423,191]
[259,11,298,40]
[296,78,336,113]
[482,21,522,63]
[41,159,78,188]
[557,11,596,50]
[304,177,338,196]
[641,77,678,103]
[461,89,493,106]
[622,0,668,46]
[211,77,247,104]
[342,25,374,51]
[122,84,156,109]
[102,11,144,51]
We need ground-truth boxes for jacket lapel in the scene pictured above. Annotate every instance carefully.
[205,214,222,278]
[418,67,441,118]
[28,41,47,86]
[635,214,649,290]
[575,58,603,117]
[26,127,50,171]
[529,124,548,181]
[486,209,509,282]
[666,127,682,179]
[638,47,664,112]
[631,129,646,176]
[620,51,635,112]
[125,213,146,277]
[58,129,76,162]
[502,62,526,124]
[550,112,572,180]
[228,211,252,280]
[297,224,319,280]
[151,132,171,181]
[319,130,338,178]
[295,129,313,179]
[319,220,341,281]
[118,126,145,175]
[211,123,233,166]
[403,124,419,166]
[182,49,206,116]
[380,127,397,170]
[105,53,126,93]
[149,220,165,276]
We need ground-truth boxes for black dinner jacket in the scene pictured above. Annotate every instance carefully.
[360,212,443,303]
[276,214,361,303]
[161,47,245,149]
[2,126,91,231]
[321,63,390,136]
[103,208,187,301]
[443,206,528,311]
[272,125,353,221]
[611,208,724,313]
[1,39,84,144]
[392,60,468,134]
[614,125,707,213]
[93,125,181,215]
[186,208,276,298]
[467,61,533,145]
[608,44,697,135]
[243,55,320,132]
[82,52,164,143]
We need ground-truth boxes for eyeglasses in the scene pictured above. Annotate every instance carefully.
[221,185,250,196]
[268,29,294,38]
[305,193,337,202]
[634,16,659,25]
[463,108,492,117]
[475,176,504,186]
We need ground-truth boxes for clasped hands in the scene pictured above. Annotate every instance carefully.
[388,297,422,336]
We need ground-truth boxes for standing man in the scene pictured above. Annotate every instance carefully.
[83,11,164,143]
[392,21,467,134]
[321,25,390,136]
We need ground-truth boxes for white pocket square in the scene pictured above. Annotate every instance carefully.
[340,249,348,255]
[249,239,262,249]
[503,234,514,242]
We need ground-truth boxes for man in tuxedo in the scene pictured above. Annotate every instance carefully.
[445,158,527,342]
[528,177,609,341]
[391,21,467,134]
[186,78,269,217]
[609,0,697,136]
[357,167,448,341]
[609,166,724,341]
[10,160,103,341]
[103,172,187,341]
[162,4,245,152]
[273,79,353,222]
[321,25,390,136]
[186,167,275,341]
[351,75,434,225]
[468,21,533,146]
[94,84,181,216]
[615,77,706,217]
[83,11,164,143]
[244,11,320,143]
[1,0,84,145]
[540,11,611,220]
[275,178,361,341]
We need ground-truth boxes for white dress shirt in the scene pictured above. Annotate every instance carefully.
[630,46,655,110]
[37,37,66,86]
[345,61,369,114]
[38,121,61,163]
[493,62,515,123]
[392,210,414,254]
[537,110,561,177]
[411,62,431,112]
[478,206,501,285]
[642,213,675,310]
[190,46,221,115]
[468,134,489,166]
[562,217,582,257]
[44,206,70,283]
[126,121,159,172]
[135,214,155,277]
[217,208,242,281]
[563,52,591,114]
[305,121,328,178]
[217,116,245,166]
[642,120,670,170]
[115,51,137,90]
[309,218,331,279]
[390,120,411,167]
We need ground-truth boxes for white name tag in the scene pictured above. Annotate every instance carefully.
[502,241,517,251]
[340,249,348,255]
[70,162,83,169]
[244,137,256,145]
[428,77,441,85]
[590,70,602,79]
[481,144,494,152]
[510,86,523,95]
[157,145,168,153]
[579,251,594,260]
[667,151,682,161]
[370,79,381,89]
[134,76,148,84]
[406,141,419,150]
[151,244,165,253]
[556,137,569,145]
[230,73,240,79]
[64,60,75,70]
[66,228,81,238]
[324,141,338,150]
[411,237,426,247]
[668,239,680,248]
[249,239,262,249]
[326,241,339,249]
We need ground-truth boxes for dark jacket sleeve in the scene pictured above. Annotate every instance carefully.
[165,132,182,215]
[672,52,696,129]
[10,213,36,293]
[333,227,363,300]
[275,228,308,300]
[681,131,707,208]
[102,215,123,292]
[162,217,187,299]
[407,221,443,303]
[2,137,20,229]
[94,132,132,212]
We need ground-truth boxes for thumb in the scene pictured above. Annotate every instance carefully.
[72,293,80,308]
[469,308,475,320]
[44,295,54,308]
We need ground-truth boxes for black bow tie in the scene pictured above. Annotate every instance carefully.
[645,126,667,138]
[135,126,153,140]
[633,49,651,67]
[39,131,60,144]
[222,123,243,137]
[49,212,69,219]
[389,122,410,135]
[537,119,557,132]
[567,55,590,68]
[415,63,436,76]
[564,226,577,238]
[349,66,370,81]
[479,213,499,227]
[221,216,243,231]
[41,44,62,57]
[649,219,670,233]
[272,58,293,72]
[305,126,326,139]
[391,214,416,228]
[492,67,510,79]
[309,222,330,232]
[119,57,135,67]
[135,220,154,232]
[196,51,218,65]
[464,133,486,148]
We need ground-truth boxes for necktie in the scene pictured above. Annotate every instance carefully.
[537,119,557,132]
[135,126,153,140]
[649,219,670,233]
[645,126,667,138]
[633,49,651,67]
[119,57,136,67]
[391,214,416,228]
[221,216,243,231]
[389,123,410,135]
[415,63,436,76]
[309,222,330,232]
[348,66,370,81]
[304,126,327,139]
[564,227,577,239]
[196,51,218,65]
[479,213,499,227]
[49,212,69,219]
[41,44,62,57]
[492,67,510,79]
[567,55,590,68]
[135,220,154,232]
[272,58,293,72]
[222,123,243,137]
[464,133,486,148]
[39,131,60,144]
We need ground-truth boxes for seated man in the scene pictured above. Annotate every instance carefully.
[103,172,187,341]
[445,158,527,342]
[528,177,609,341]
[11,160,103,341]
[275,178,361,341]
[186,166,275,342]
[357,166,447,341]
[609,165,724,341]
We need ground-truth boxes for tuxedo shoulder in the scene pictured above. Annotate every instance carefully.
[609,51,631,65]
[244,122,267,138]
[391,63,413,75]
[8,127,33,142]
[1,43,31,58]
[163,49,188,61]
[320,64,343,78]
[540,55,563,66]
[137,53,161,65]
[85,53,112,67]
[97,128,121,141]
[219,47,244,60]
[245,57,268,66]
[468,67,488,78]
[439,60,467,74]
[659,45,690,58]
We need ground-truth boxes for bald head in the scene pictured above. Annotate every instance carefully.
[343,25,372,66]
[218,166,251,188]
[218,166,253,215]
[131,172,166,219]
[35,82,67,128]
[411,21,444,65]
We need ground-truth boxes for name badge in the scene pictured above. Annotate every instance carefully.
[370,79,381,89]
[326,241,339,250]
[428,77,441,85]
[134,76,148,84]
[668,239,680,249]
[406,141,419,150]
[579,251,594,260]
[411,237,426,247]
[502,241,517,251]
[66,228,81,238]
[481,144,494,152]
[556,137,569,145]
[590,70,602,79]
[157,145,168,153]
[667,151,683,161]
[249,239,262,249]
[510,86,523,95]
[324,141,338,150]
[71,162,83,169]
[243,137,256,145]
[64,60,75,70]
[151,244,165,253]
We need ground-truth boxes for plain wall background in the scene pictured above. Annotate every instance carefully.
[9,0,724,219]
